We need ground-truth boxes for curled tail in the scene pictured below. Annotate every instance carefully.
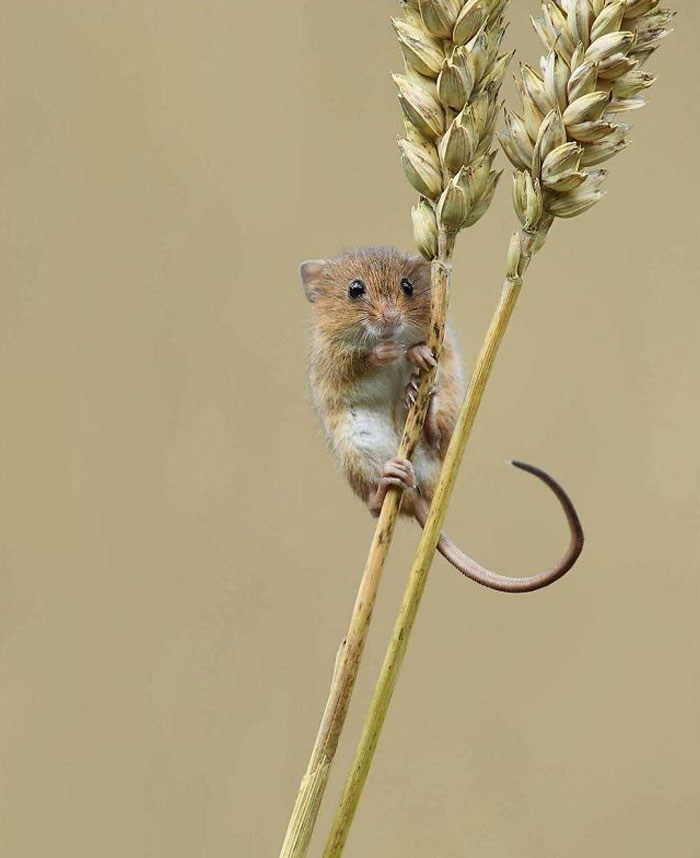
[412,460,584,594]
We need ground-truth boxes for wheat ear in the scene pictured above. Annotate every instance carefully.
[394,0,511,254]
[277,3,511,856]
[321,1,673,855]
[500,0,674,271]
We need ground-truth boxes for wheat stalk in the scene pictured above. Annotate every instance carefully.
[320,2,673,854]
[277,3,511,856]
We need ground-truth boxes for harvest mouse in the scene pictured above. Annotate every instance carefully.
[300,246,583,592]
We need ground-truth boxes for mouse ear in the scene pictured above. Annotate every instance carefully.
[300,259,327,303]
[405,254,432,287]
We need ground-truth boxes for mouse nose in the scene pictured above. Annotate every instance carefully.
[381,307,402,328]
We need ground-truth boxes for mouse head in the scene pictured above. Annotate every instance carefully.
[299,247,431,348]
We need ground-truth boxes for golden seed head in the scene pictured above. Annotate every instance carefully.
[393,73,445,139]
[567,61,599,102]
[398,138,444,199]
[453,2,488,46]
[392,18,445,77]
[463,167,501,227]
[419,0,462,38]
[437,175,470,233]
[502,0,672,224]
[463,152,496,201]
[394,0,513,248]
[437,56,474,109]
[439,118,477,173]
[562,91,611,126]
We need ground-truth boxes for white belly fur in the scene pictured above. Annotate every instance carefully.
[337,360,441,490]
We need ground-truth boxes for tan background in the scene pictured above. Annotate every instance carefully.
[0,2,697,856]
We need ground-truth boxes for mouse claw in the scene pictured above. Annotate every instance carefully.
[403,378,420,409]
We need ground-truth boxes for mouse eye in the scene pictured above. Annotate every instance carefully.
[401,278,414,297]
[348,279,366,299]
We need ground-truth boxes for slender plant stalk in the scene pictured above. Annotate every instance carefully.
[278,245,452,858]
[280,0,512,849]
[321,256,526,858]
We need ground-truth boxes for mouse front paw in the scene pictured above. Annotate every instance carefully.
[407,344,437,372]
[370,341,405,367]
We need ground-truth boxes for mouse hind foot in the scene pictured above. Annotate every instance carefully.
[369,458,418,517]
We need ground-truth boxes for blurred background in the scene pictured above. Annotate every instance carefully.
[0,2,698,856]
